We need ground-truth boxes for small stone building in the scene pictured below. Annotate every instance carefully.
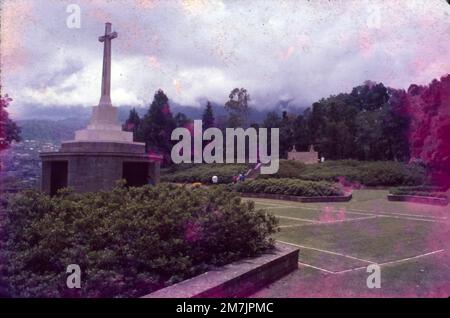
[287,145,318,164]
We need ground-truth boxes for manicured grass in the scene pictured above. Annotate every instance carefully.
[297,248,369,272]
[250,189,449,218]
[246,189,449,297]
[277,218,311,227]
[276,217,434,263]
[252,253,450,297]
[259,206,364,222]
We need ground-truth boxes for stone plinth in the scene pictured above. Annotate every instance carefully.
[74,105,134,143]
[60,141,145,153]
[40,144,160,195]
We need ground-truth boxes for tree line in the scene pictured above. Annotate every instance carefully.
[123,80,422,164]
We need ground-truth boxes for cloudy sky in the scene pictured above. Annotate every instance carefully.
[2,0,450,118]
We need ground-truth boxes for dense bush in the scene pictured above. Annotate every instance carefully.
[260,160,425,186]
[390,185,449,198]
[161,163,251,184]
[234,178,344,197]
[258,160,307,179]
[0,183,277,297]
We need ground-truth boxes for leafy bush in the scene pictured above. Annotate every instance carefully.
[234,178,344,197]
[390,186,449,198]
[0,183,277,297]
[259,160,307,179]
[260,160,425,186]
[161,163,251,184]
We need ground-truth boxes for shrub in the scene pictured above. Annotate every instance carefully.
[259,160,307,179]
[161,163,251,184]
[0,183,277,297]
[390,186,449,198]
[260,160,426,186]
[234,178,344,197]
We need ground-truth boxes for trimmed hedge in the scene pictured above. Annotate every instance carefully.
[234,178,344,197]
[259,160,425,187]
[161,163,251,184]
[390,185,449,199]
[0,183,277,298]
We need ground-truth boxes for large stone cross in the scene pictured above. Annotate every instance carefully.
[72,22,135,143]
[98,22,118,107]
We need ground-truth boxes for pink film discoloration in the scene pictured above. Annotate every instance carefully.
[0,1,35,73]
[318,206,335,223]
[184,220,203,243]
[358,31,374,58]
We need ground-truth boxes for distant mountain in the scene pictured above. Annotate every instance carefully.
[18,118,87,143]
[16,99,307,123]
[15,99,307,144]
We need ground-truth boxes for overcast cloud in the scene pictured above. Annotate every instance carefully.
[2,0,450,118]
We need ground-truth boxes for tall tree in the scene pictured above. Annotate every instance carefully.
[202,101,215,130]
[225,88,250,128]
[0,91,21,152]
[262,111,281,156]
[174,112,191,128]
[137,89,176,163]
[407,75,450,188]
[123,108,141,138]
[279,111,295,158]
[293,113,311,152]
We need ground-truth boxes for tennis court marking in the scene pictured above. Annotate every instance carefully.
[255,201,447,222]
[277,240,446,275]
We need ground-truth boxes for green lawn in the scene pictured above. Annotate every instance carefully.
[244,189,450,297]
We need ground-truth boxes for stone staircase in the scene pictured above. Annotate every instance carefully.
[245,162,262,179]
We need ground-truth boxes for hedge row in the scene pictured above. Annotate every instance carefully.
[390,186,449,198]
[161,163,251,184]
[234,178,344,197]
[259,160,426,186]
[0,183,277,298]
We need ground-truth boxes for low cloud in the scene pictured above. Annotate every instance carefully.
[2,0,450,118]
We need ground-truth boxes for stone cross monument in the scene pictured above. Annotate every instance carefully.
[40,22,160,194]
[98,22,117,108]
[74,22,132,142]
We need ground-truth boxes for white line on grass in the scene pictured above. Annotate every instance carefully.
[276,215,378,227]
[274,215,319,223]
[277,240,374,264]
[292,205,446,221]
[342,207,448,221]
[279,225,308,228]
[257,201,446,223]
[376,214,445,223]
[297,261,335,274]
[333,249,446,274]
[254,199,448,219]
[313,215,378,225]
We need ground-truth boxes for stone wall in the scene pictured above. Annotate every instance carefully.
[143,242,299,298]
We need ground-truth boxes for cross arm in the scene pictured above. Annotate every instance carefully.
[99,32,118,42]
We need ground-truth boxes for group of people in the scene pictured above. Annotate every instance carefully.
[233,172,247,183]
[211,172,247,184]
